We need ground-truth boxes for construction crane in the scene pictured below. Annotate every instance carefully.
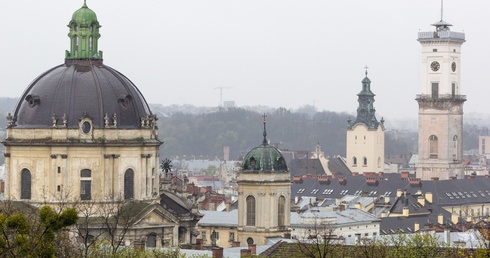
[214,87,233,107]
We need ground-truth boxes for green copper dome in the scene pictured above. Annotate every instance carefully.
[71,1,97,25]
[242,116,288,172]
[66,1,102,60]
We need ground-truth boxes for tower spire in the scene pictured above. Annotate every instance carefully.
[440,0,444,21]
[262,114,268,146]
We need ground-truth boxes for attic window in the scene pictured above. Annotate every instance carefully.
[25,95,41,107]
[119,94,133,108]
[249,157,256,167]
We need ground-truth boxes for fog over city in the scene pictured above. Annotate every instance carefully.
[1,0,490,121]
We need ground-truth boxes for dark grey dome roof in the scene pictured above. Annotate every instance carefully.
[13,60,152,129]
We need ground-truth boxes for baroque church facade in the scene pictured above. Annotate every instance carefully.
[3,2,201,248]
[415,17,466,180]
[346,72,385,174]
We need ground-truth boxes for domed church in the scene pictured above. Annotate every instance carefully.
[237,115,291,246]
[3,2,201,247]
[4,0,159,203]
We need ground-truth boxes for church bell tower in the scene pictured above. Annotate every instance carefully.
[415,4,466,180]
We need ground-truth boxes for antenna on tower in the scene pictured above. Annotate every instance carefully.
[214,87,234,107]
[440,0,444,21]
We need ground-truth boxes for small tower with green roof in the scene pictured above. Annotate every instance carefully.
[346,69,385,174]
[237,115,290,246]
[66,1,102,60]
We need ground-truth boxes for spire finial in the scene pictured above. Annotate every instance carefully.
[83,0,87,7]
[262,113,268,145]
[364,65,369,76]
[441,0,444,21]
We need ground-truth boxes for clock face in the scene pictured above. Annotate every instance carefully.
[451,62,456,72]
[430,61,440,72]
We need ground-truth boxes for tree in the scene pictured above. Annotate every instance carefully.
[0,200,78,257]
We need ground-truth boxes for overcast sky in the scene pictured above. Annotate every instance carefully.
[1,1,489,120]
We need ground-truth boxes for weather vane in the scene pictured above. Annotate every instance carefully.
[364,65,369,76]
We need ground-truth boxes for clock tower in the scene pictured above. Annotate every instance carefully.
[415,11,466,180]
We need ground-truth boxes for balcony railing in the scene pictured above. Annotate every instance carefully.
[418,31,465,41]
[416,94,466,101]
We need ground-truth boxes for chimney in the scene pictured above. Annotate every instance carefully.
[240,249,252,256]
[378,171,384,177]
[414,222,420,232]
[381,211,387,218]
[397,189,403,197]
[451,213,459,224]
[417,196,425,206]
[196,239,204,250]
[231,241,241,247]
[248,244,257,255]
[355,202,362,210]
[438,214,443,225]
[425,192,433,203]
[401,171,409,179]
[226,202,231,212]
[403,206,409,217]
[384,196,390,204]
[212,247,223,258]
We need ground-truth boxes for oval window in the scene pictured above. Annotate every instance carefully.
[82,121,91,134]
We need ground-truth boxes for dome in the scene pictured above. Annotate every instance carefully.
[242,144,287,172]
[242,118,288,172]
[71,2,97,26]
[13,60,152,129]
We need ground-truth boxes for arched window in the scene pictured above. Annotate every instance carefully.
[429,135,438,159]
[453,135,458,161]
[246,196,256,226]
[21,169,31,200]
[124,169,134,200]
[363,157,367,166]
[74,36,79,50]
[89,36,93,51]
[278,196,286,227]
[377,157,381,167]
[353,157,357,166]
[80,169,91,200]
[250,157,256,168]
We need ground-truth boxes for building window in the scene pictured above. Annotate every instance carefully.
[452,83,456,97]
[80,169,91,200]
[89,36,93,51]
[363,157,367,166]
[74,36,79,51]
[353,157,357,166]
[21,168,31,200]
[278,196,286,227]
[377,157,381,167]
[247,237,254,245]
[229,232,235,242]
[431,83,439,99]
[246,196,256,226]
[453,135,458,161]
[124,169,134,200]
[202,231,206,240]
[429,135,438,159]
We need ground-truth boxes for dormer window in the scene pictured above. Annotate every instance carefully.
[250,157,256,168]
[89,25,93,32]
[74,24,78,32]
